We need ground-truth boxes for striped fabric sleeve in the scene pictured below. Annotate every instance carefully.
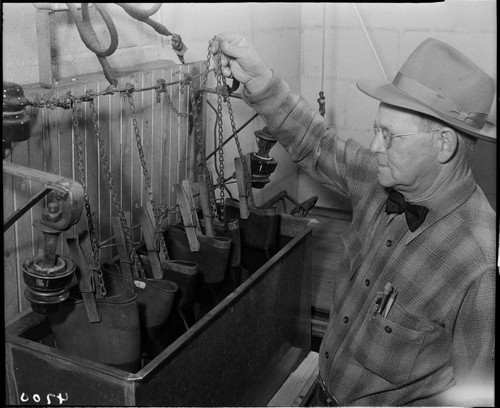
[244,73,377,206]
[450,266,495,396]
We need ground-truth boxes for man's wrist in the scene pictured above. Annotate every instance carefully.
[244,68,273,94]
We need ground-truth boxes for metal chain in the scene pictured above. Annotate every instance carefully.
[214,71,226,223]
[188,37,221,223]
[165,90,190,119]
[211,47,255,208]
[188,81,218,220]
[87,94,146,278]
[71,98,107,297]
[27,70,213,110]
[225,90,255,207]
[125,87,171,262]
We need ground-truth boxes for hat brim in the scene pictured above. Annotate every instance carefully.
[357,79,496,143]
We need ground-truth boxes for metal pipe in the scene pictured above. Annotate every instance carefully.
[3,187,52,232]
[205,113,259,161]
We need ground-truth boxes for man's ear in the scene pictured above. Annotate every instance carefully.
[437,127,458,163]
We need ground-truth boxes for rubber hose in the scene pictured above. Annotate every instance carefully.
[66,3,119,58]
[115,3,162,20]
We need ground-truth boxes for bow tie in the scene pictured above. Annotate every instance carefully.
[385,189,429,232]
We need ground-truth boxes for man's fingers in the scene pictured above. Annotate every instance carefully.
[220,54,230,67]
[221,66,233,78]
[210,38,220,54]
[211,33,241,55]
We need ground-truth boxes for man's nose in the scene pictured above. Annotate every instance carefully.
[370,132,385,153]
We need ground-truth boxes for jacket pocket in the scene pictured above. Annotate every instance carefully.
[349,302,431,385]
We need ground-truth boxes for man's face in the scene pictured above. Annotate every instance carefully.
[370,104,440,198]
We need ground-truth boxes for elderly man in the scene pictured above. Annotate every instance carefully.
[211,34,496,406]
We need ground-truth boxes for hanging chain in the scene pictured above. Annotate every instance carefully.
[214,68,227,222]
[27,70,213,110]
[188,37,220,223]
[125,87,171,262]
[86,94,146,278]
[211,44,255,208]
[225,91,255,207]
[71,98,107,297]
[164,89,190,119]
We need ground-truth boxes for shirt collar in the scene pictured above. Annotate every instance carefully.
[402,167,477,245]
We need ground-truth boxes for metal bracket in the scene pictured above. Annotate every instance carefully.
[3,161,84,231]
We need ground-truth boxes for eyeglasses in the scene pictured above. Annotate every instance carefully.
[373,126,440,149]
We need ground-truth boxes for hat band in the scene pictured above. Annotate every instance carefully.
[393,72,488,129]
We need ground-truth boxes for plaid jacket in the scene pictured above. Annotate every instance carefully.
[244,75,496,406]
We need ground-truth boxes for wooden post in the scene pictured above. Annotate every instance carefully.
[35,9,53,88]
[66,237,101,322]
[197,175,214,237]
[234,157,250,219]
[174,184,200,252]
[144,201,169,263]
[182,179,202,236]
[138,207,164,279]
[111,217,136,295]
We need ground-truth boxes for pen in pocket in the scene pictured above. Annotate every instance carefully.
[378,282,392,315]
[383,287,398,318]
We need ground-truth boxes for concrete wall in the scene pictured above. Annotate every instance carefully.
[2,2,496,211]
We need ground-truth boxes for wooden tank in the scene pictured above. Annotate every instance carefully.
[5,215,316,406]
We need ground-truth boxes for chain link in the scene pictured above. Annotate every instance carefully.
[211,44,255,210]
[188,37,220,224]
[125,89,171,262]
[225,91,255,207]
[71,99,107,297]
[214,66,227,222]
[27,70,213,110]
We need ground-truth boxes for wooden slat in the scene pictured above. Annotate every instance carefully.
[138,207,163,279]
[84,83,100,242]
[71,83,91,237]
[197,175,214,237]
[120,76,134,242]
[174,183,200,252]
[130,72,143,244]
[167,68,180,223]
[58,88,78,256]
[28,100,48,262]
[156,68,168,224]
[151,69,164,214]
[234,157,250,219]
[267,351,319,407]
[108,84,122,261]
[35,9,52,88]
[14,108,39,313]
[181,179,202,235]
[176,71,187,183]
[95,81,113,261]
[66,237,101,322]
[111,217,136,295]
[138,69,152,220]
[3,168,19,318]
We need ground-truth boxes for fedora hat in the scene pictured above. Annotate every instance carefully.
[357,38,496,142]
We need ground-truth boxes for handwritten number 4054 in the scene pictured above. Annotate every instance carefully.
[20,392,69,404]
